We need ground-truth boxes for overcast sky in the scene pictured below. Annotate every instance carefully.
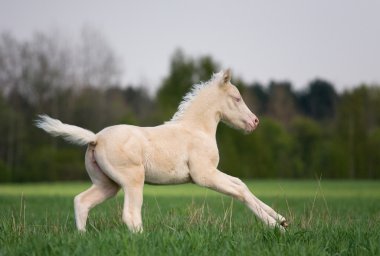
[1,0,379,91]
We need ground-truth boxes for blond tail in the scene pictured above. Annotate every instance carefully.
[35,115,96,146]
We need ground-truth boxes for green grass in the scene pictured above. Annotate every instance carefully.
[1,180,379,255]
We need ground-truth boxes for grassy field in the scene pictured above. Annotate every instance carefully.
[1,180,379,255]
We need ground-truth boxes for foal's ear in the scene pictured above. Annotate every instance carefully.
[222,69,232,84]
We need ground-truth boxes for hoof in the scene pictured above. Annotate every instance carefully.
[280,220,289,228]
[77,228,86,234]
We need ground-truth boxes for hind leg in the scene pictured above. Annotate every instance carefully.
[120,165,145,233]
[74,184,118,231]
[92,142,145,233]
[74,147,119,231]
[88,163,145,233]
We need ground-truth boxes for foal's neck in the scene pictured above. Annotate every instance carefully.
[182,110,220,136]
[178,91,221,136]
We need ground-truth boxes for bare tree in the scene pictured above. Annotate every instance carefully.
[75,27,121,88]
[0,28,123,181]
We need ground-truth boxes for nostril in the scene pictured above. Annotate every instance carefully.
[254,118,259,124]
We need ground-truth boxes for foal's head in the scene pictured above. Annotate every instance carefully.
[217,69,259,133]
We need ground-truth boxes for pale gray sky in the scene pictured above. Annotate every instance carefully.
[1,0,379,91]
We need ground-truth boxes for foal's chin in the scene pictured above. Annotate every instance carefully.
[225,121,256,134]
[243,129,254,135]
[240,127,253,134]
[242,125,257,134]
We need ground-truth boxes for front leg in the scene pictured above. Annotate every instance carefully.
[190,166,286,230]
[226,174,288,226]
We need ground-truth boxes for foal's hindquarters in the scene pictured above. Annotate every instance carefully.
[74,125,146,232]
[74,143,120,232]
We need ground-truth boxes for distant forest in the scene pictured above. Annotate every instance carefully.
[1,30,379,182]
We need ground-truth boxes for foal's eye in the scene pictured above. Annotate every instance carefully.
[234,97,241,102]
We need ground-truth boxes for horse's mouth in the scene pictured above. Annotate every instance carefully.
[244,123,257,133]
[244,127,255,134]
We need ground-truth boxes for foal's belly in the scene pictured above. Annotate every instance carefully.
[144,159,191,185]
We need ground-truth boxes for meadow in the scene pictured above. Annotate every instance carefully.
[1,180,379,255]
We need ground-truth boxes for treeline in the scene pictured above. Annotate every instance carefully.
[0,31,379,182]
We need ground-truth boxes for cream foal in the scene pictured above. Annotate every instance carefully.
[36,69,288,233]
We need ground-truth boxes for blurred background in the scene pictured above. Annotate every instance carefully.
[0,1,379,182]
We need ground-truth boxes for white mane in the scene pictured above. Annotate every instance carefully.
[170,71,223,122]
